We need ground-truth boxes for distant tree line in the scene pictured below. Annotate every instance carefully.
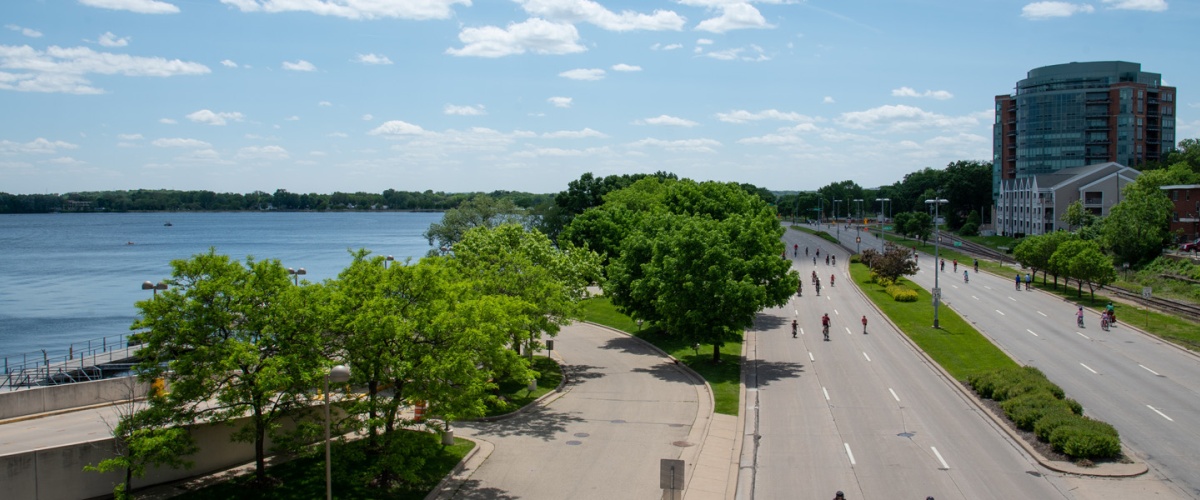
[0,188,554,214]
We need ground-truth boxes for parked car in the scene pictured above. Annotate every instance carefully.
[1182,238,1200,252]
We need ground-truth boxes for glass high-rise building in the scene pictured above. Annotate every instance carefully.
[993,61,1176,197]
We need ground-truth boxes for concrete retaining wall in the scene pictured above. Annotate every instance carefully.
[0,409,330,499]
[0,378,150,421]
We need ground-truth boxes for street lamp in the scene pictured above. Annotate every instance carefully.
[141,280,168,297]
[384,255,394,269]
[325,364,351,500]
[287,267,306,285]
[833,199,842,240]
[925,198,948,328]
[853,199,863,226]
[876,198,891,252]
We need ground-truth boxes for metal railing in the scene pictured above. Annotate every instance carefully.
[2,332,143,391]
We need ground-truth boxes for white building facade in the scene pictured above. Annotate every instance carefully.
[995,162,1140,237]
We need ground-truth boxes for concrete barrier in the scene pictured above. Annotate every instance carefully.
[0,377,150,421]
[0,408,334,499]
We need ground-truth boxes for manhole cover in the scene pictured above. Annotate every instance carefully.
[566,440,583,446]
[897,432,915,438]
[574,432,590,438]
[672,441,694,447]
[611,419,627,424]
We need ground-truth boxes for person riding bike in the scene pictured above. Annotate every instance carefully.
[830,274,835,287]
[794,243,799,257]
[792,319,798,338]
[796,281,803,297]
[963,270,969,283]
[973,259,979,273]
[832,255,836,265]
[953,259,958,273]
[1076,306,1085,328]
[821,313,831,341]
[1015,274,1021,291]
[861,315,868,334]
[1105,302,1116,326]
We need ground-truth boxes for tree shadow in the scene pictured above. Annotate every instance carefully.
[561,363,606,383]
[753,360,805,387]
[460,406,587,442]
[443,479,518,500]
[631,361,703,385]
[598,335,660,356]
[754,313,790,331]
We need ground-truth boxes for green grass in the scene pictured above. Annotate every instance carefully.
[174,431,474,500]
[849,262,1017,380]
[485,355,563,417]
[789,225,840,244]
[579,297,742,415]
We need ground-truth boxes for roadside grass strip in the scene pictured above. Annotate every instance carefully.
[580,297,742,415]
[790,225,841,244]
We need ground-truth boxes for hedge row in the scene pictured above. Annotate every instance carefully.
[885,284,918,302]
[967,366,1120,460]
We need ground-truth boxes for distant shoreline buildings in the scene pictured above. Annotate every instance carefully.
[992,61,1177,236]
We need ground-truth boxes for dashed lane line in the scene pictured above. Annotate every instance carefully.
[1080,363,1098,374]
[1147,405,1174,422]
[931,446,950,470]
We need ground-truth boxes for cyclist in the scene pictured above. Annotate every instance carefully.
[953,259,958,272]
[794,243,799,257]
[815,280,821,296]
[1025,273,1032,290]
[861,315,868,334]
[973,259,979,273]
[964,270,969,283]
[796,281,803,297]
[832,255,836,266]
[1076,306,1085,328]
[1105,302,1116,326]
[805,246,809,256]
[940,259,945,272]
[830,274,835,287]
[821,313,831,341]
[792,319,798,338]
[1015,274,1021,291]
[826,255,830,265]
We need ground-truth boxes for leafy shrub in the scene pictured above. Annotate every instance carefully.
[1050,418,1121,459]
[1034,410,1079,442]
[885,284,918,302]
[1000,390,1070,431]
[958,222,980,237]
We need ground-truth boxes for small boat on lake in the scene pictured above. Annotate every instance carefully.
[164,221,173,227]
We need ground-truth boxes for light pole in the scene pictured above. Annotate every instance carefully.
[925,198,948,328]
[141,280,168,297]
[325,364,351,500]
[384,255,394,269]
[287,267,306,285]
[876,198,891,251]
[853,199,863,225]
[833,199,842,240]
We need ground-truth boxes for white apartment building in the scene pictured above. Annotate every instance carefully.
[995,162,1140,237]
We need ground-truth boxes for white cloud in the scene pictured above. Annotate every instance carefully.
[152,137,211,148]
[696,38,714,45]
[1102,0,1168,11]
[79,0,180,14]
[0,138,79,154]
[117,133,144,140]
[369,120,427,136]
[282,60,316,71]
[328,132,349,138]
[559,68,605,80]
[43,156,86,165]
[548,96,573,108]
[823,96,835,104]
[515,0,686,31]
[221,59,238,68]
[636,114,699,127]
[362,114,374,121]
[235,145,289,160]
[5,25,43,38]
[628,137,720,153]
[318,101,332,107]
[448,18,586,58]
[354,53,393,65]
[652,43,683,50]
[891,87,954,100]
[159,118,177,124]
[285,115,300,121]
[97,32,130,47]
[542,128,607,139]
[1021,2,1095,19]
[693,2,773,33]
[0,44,209,94]
[612,63,642,72]
[219,0,468,20]
[836,104,982,132]
[185,109,244,126]
[716,109,815,124]
[445,104,486,116]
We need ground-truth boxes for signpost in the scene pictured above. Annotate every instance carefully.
[660,459,685,500]
[1142,286,1152,328]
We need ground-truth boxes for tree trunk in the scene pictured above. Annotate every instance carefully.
[254,409,266,481]
[711,343,721,364]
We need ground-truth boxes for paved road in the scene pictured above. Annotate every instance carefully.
[819,223,1200,498]
[449,322,704,500]
[749,230,1075,499]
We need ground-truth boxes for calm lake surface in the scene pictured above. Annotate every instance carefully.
[0,212,441,360]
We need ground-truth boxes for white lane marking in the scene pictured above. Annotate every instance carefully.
[827,295,832,301]
[1076,332,1090,340]
[1026,329,1039,337]
[951,285,958,289]
[844,443,856,465]
[1147,405,1174,422]
[834,309,840,315]
[996,310,1005,316]
[889,388,900,402]
[845,327,852,335]
[971,295,979,300]
[823,387,830,401]
[984,285,992,290]
[809,352,815,362]
[1139,364,1161,376]
[863,352,871,362]
[1008,296,1017,302]
[1080,363,1097,374]
[799,328,805,336]
[1037,311,1047,317]
[931,446,950,470]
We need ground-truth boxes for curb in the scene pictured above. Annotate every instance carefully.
[845,263,1148,478]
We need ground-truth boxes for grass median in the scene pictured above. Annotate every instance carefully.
[579,297,741,415]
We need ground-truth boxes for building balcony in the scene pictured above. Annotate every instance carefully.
[1084,198,1103,205]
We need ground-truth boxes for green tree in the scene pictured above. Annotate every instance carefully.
[1100,177,1173,265]
[1061,200,1097,232]
[131,250,325,485]
[941,160,993,229]
[605,180,799,362]
[423,195,526,254]
[861,242,918,282]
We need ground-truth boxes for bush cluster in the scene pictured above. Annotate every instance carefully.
[885,283,918,302]
[967,367,1119,460]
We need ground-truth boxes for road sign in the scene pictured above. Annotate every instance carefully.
[932,287,941,305]
[660,459,685,490]
[1142,286,1152,299]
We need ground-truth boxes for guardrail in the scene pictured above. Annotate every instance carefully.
[1,332,141,391]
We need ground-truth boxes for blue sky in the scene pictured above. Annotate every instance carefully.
[2,0,1196,195]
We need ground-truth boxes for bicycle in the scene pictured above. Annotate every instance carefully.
[1100,315,1110,331]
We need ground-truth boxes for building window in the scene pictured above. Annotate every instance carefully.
[1085,192,1103,205]
[1173,190,1179,201]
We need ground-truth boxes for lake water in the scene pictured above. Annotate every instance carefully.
[0,212,442,361]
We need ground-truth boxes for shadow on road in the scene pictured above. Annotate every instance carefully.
[754,312,789,331]
[446,479,518,500]
[466,406,587,442]
[598,335,658,356]
[754,360,805,387]
[562,363,606,384]
[631,361,701,385]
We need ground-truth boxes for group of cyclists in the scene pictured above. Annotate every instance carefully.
[1079,302,1118,330]
[939,258,979,283]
